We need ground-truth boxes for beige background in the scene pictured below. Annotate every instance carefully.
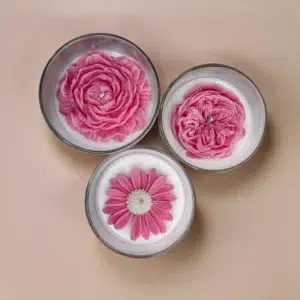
[1,0,300,299]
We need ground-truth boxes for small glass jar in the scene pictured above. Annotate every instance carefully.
[39,33,160,154]
[159,64,267,171]
[85,148,195,258]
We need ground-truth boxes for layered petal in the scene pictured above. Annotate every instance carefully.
[152,206,173,221]
[108,208,129,225]
[114,211,132,229]
[145,213,160,235]
[151,183,174,197]
[172,83,245,158]
[152,193,177,202]
[106,188,127,201]
[102,202,127,214]
[131,167,141,190]
[148,175,167,195]
[56,51,151,142]
[116,174,134,193]
[140,170,148,190]
[149,211,166,234]
[131,215,142,240]
[140,215,150,239]
[152,200,173,210]
[145,169,159,192]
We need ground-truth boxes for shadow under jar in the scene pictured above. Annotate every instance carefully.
[159,64,267,171]
[39,33,160,154]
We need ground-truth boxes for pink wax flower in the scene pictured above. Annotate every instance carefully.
[172,83,246,158]
[102,168,176,240]
[57,51,151,142]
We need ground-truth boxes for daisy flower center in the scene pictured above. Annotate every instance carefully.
[127,189,153,215]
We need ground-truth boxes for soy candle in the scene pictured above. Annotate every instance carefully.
[159,64,266,171]
[39,34,160,154]
[85,148,195,257]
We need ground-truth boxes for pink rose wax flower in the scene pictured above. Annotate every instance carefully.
[172,83,246,158]
[40,34,160,154]
[57,51,151,142]
[103,167,176,240]
[85,148,195,257]
[160,65,266,171]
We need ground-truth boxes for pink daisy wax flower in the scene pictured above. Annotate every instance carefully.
[57,51,151,142]
[102,168,176,240]
[172,83,246,158]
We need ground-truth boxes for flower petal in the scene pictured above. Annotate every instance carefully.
[151,183,174,197]
[134,107,146,130]
[105,198,127,204]
[106,188,127,200]
[102,202,127,214]
[148,175,167,195]
[152,201,173,210]
[109,177,128,193]
[140,215,150,240]
[109,177,118,186]
[108,208,129,225]
[114,211,132,229]
[131,215,142,240]
[149,211,166,234]
[140,171,148,190]
[145,213,160,235]
[152,193,177,202]
[152,207,173,221]
[131,167,141,190]
[145,169,159,192]
[116,174,134,193]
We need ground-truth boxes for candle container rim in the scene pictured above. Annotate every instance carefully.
[85,147,196,258]
[158,63,267,172]
[39,33,161,155]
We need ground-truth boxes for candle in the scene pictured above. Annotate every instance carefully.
[85,148,195,257]
[39,34,160,154]
[159,64,266,171]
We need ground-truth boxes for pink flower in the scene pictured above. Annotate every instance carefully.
[57,51,151,142]
[172,83,246,158]
[102,168,176,240]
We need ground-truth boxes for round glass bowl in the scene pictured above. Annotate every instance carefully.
[85,148,195,258]
[159,64,267,171]
[39,33,160,154]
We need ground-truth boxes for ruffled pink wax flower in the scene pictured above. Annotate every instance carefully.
[172,83,246,158]
[102,168,176,240]
[57,51,151,142]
